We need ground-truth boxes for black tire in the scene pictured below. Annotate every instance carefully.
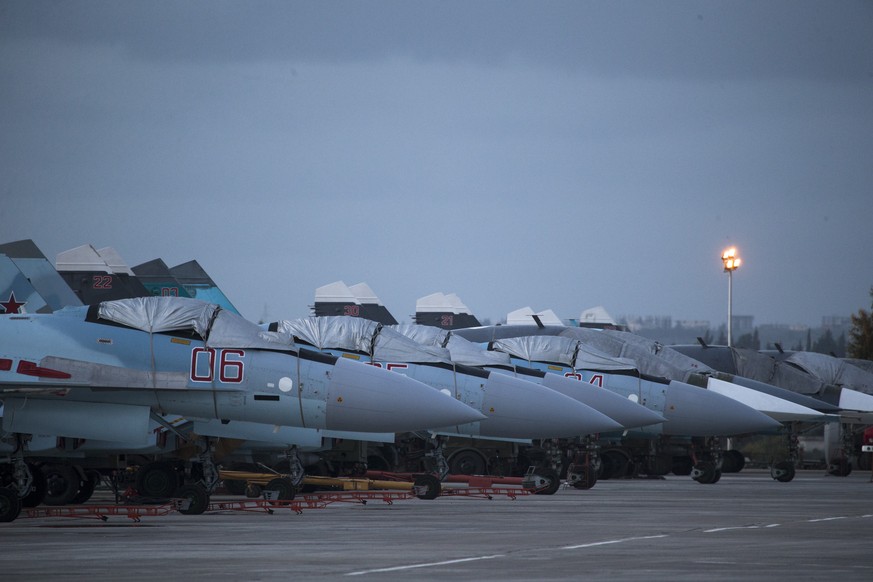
[21,463,47,508]
[570,464,598,490]
[692,462,720,484]
[42,464,80,506]
[645,455,673,476]
[265,478,296,501]
[771,461,796,483]
[70,471,100,504]
[175,484,209,515]
[413,474,442,500]
[448,449,487,476]
[721,450,746,473]
[533,468,561,495]
[136,462,179,498]
[828,459,852,477]
[0,488,21,523]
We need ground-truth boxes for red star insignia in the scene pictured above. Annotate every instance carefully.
[1,291,26,314]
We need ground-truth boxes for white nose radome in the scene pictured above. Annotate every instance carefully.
[324,356,485,432]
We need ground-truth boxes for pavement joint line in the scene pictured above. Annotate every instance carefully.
[704,525,761,533]
[344,534,671,575]
[345,554,505,576]
[560,534,669,550]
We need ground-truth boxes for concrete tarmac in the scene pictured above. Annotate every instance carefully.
[2,469,872,581]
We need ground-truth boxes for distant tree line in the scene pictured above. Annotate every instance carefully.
[848,286,873,360]
[713,286,873,360]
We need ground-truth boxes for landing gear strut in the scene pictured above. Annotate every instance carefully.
[770,424,799,483]
[0,434,47,507]
[691,437,723,484]
[565,435,599,490]
[827,423,854,477]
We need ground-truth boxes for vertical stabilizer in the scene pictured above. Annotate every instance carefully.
[132,258,193,298]
[57,244,151,303]
[170,260,240,314]
[414,292,481,329]
[348,282,398,325]
[0,240,82,311]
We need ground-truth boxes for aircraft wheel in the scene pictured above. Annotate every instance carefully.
[21,463,47,508]
[0,488,22,522]
[722,450,746,473]
[413,474,442,500]
[533,468,561,495]
[827,459,852,477]
[70,471,100,504]
[43,464,80,505]
[600,449,631,480]
[175,484,209,515]
[245,483,263,498]
[265,478,296,501]
[448,449,487,476]
[771,461,795,483]
[645,454,673,476]
[692,462,720,484]
[136,461,179,498]
[570,464,598,490]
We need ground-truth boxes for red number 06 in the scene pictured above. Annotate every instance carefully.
[190,348,245,383]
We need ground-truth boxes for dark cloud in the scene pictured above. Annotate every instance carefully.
[2,1,872,82]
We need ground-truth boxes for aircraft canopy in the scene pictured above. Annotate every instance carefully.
[274,316,451,364]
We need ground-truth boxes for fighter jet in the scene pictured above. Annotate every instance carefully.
[584,325,838,481]
[453,324,787,481]
[671,342,871,418]
[315,287,669,486]
[759,347,873,475]
[0,296,484,521]
[268,315,624,479]
[0,244,408,501]
[393,322,667,488]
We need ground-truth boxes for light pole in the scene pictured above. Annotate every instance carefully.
[722,247,741,347]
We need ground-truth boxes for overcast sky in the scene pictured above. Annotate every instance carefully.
[2,1,871,327]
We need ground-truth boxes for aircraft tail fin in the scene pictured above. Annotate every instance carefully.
[0,239,82,312]
[170,260,241,314]
[414,292,481,329]
[57,244,151,303]
[312,281,398,324]
[132,258,193,298]
[0,253,51,313]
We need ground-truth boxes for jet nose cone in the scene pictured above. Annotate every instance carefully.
[540,374,666,429]
[477,373,623,438]
[325,357,485,432]
[663,381,782,436]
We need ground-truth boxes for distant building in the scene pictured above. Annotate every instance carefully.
[731,315,754,335]
[594,311,849,355]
